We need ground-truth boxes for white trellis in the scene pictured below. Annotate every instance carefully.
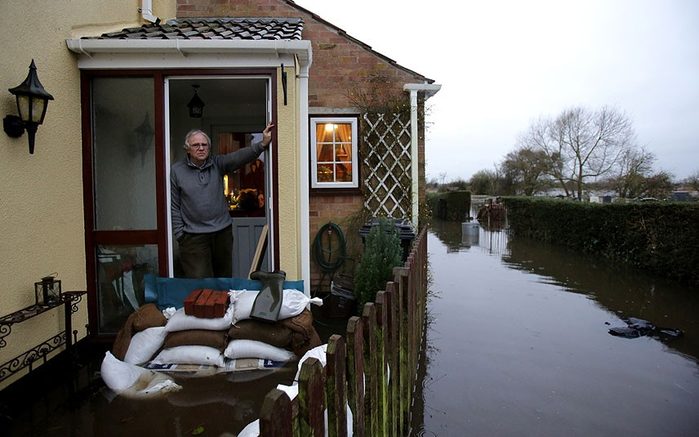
[362,111,413,220]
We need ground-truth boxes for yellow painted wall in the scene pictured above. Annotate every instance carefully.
[0,0,176,390]
[275,64,303,280]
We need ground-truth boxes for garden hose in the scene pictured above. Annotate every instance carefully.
[312,222,347,296]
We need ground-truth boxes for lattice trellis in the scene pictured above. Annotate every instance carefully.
[362,111,413,220]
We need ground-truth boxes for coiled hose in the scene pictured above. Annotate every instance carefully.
[312,222,347,297]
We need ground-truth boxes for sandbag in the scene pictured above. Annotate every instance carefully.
[152,345,225,367]
[229,289,322,323]
[164,329,228,351]
[164,306,234,333]
[124,326,167,365]
[100,351,181,398]
[224,339,296,362]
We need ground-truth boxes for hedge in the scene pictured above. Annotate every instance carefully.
[426,191,471,221]
[502,197,699,286]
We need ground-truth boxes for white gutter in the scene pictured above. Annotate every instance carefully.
[403,83,442,227]
[139,0,159,24]
[66,39,312,66]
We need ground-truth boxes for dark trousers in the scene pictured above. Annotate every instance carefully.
[178,225,233,278]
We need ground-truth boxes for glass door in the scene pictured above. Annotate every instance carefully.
[87,75,164,335]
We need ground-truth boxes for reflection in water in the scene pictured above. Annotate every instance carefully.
[502,236,699,361]
[411,219,699,436]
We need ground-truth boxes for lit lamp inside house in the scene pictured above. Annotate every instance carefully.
[35,274,62,306]
[3,60,54,154]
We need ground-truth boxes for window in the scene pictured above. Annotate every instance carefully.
[310,117,358,188]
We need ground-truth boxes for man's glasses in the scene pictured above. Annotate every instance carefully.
[189,142,210,150]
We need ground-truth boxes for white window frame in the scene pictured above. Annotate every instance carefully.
[310,117,359,189]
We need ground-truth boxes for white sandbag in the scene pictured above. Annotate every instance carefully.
[100,351,181,398]
[124,326,167,365]
[294,344,328,382]
[229,289,323,323]
[152,345,225,367]
[164,306,234,332]
[224,339,295,362]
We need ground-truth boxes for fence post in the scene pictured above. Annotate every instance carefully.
[394,266,411,432]
[383,282,399,436]
[298,357,325,436]
[326,334,348,437]
[375,290,390,436]
[361,303,379,436]
[346,316,365,437]
[259,389,293,437]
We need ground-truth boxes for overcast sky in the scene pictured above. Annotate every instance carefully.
[296,0,699,182]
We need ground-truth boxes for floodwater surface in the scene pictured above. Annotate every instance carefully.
[410,219,699,436]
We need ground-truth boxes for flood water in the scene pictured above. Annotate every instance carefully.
[410,219,699,436]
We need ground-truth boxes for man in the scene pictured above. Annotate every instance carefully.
[171,122,274,278]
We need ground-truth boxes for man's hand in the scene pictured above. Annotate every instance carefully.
[262,121,274,149]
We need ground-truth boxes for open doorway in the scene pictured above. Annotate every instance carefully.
[166,77,272,278]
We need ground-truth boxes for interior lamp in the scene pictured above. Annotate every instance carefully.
[187,84,205,118]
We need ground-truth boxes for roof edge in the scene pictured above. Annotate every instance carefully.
[66,38,312,67]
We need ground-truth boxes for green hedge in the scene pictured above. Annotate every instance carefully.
[426,191,471,221]
[503,197,699,286]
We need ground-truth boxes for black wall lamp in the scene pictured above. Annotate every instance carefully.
[187,84,205,118]
[3,60,54,154]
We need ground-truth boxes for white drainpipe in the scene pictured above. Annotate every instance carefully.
[298,59,312,295]
[403,83,442,228]
[140,0,159,23]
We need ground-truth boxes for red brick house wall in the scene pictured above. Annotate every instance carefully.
[177,0,430,290]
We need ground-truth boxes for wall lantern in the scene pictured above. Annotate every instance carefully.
[187,84,205,118]
[35,274,62,306]
[3,60,54,154]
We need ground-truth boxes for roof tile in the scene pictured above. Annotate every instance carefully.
[86,18,304,41]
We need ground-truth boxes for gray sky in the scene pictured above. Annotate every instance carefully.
[297,0,699,182]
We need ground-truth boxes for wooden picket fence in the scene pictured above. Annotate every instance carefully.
[258,226,428,436]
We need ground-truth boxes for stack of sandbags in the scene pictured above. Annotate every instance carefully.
[111,288,323,369]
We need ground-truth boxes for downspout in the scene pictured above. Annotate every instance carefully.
[404,83,442,228]
[139,0,160,24]
[298,57,312,295]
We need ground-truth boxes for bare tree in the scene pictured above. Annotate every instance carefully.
[519,106,638,199]
[607,146,656,198]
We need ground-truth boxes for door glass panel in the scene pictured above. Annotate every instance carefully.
[93,77,156,230]
[96,244,159,334]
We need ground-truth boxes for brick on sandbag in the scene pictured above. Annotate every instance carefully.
[193,289,214,318]
[211,291,230,318]
[184,289,203,316]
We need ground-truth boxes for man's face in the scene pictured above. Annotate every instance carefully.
[187,133,210,166]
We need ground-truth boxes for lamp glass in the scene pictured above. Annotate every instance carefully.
[17,94,48,124]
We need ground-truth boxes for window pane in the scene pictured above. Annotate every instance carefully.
[336,163,352,182]
[317,164,333,182]
[317,144,334,162]
[93,77,156,230]
[335,123,352,142]
[96,244,159,334]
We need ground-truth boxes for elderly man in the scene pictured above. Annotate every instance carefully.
[171,122,273,278]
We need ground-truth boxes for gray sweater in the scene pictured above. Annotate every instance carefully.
[171,141,266,240]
